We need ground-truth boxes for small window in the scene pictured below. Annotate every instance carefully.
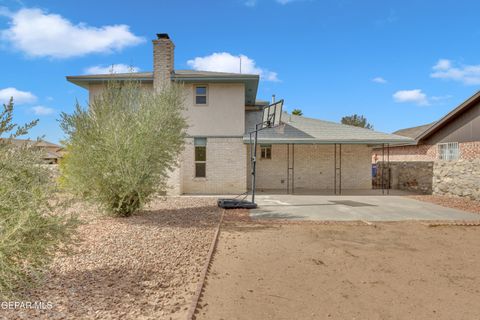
[195,86,207,105]
[260,144,272,159]
[437,142,459,161]
[194,138,206,177]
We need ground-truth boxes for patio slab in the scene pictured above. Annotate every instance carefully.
[250,194,480,221]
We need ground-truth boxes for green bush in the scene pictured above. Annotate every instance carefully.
[0,98,77,299]
[59,81,188,216]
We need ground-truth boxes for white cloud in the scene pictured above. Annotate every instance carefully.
[430,59,480,85]
[393,89,429,106]
[244,0,257,6]
[84,64,140,75]
[0,8,144,58]
[430,94,453,102]
[0,87,37,104]
[372,77,387,84]
[31,105,54,115]
[276,0,303,4]
[187,52,279,82]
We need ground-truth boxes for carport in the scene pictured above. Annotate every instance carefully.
[250,193,480,221]
[245,112,414,195]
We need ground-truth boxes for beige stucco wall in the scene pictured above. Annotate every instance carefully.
[86,82,247,195]
[182,137,247,194]
[182,83,245,136]
[88,82,245,137]
[247,144,372,191]
[88,83,154,104]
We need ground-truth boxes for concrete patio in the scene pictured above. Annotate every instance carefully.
[250,193,480,221]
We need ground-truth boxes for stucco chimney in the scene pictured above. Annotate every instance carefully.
[153,33,174,91]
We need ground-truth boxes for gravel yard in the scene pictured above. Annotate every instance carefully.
[2,197,221,320]
[408,195,480,214]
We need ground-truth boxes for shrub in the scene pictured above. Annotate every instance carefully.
[0,98,77,299]
[59,81,188,216]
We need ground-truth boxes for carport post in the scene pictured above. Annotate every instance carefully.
[387,143,390,195]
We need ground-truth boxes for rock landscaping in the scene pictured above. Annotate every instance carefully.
[2,197,221,320]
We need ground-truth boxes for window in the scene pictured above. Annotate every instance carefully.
[195,85,207,105]
[194,138,206,177]
[437,142,459,161]
[260,144,272,159]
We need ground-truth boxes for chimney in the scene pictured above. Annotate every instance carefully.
[271,94,276,104]
[153,33,174,91]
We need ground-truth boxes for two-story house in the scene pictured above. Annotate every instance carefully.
[67,33,412,195]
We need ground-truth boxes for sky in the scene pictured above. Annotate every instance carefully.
[1,0,480,144]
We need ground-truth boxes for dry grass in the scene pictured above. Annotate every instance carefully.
[2,197,221,320]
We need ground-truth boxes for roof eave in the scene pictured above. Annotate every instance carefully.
[416,90,480,141]
[242,138,415,145]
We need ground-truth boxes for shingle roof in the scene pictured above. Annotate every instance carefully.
[173,70,258,78]
[392,122,436,139]
[244,111,414,145]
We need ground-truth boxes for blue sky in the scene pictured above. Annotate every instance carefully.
[1,0,480,144]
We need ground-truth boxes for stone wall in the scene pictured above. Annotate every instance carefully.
[433,159,480,200]
[375,161,434,194]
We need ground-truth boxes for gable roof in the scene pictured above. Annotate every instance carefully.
[66,70,260,105]
[393,122,436,139]
[416,90,480,141]
[244,112,414,145]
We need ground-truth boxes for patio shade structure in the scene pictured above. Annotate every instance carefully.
[243,112,414,195]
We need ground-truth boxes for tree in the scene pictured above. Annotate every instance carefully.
[60,80,188,217]
[292,109,303,116]
[341,114,374,129]
[0,98,77,298]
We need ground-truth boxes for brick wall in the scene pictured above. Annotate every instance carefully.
[247,144,372,191]
[181,137,246,194]
[460,142,480,160]
[372,141,480,162]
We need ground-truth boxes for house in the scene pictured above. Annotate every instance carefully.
[374,91,480,199]
[67,33,412,195]
[4,139,64,164]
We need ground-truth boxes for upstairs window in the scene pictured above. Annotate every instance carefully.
[195,85,208,105]
[194,138,206,177]
[260,144,272,159]
[437,142,459,161]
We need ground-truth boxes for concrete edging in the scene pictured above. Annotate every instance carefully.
[186,209,225,320]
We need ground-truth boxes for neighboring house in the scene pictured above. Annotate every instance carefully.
[67,33,412,195]
[378,91,480,162]
[373,92,480,199]
[4,139,64,164]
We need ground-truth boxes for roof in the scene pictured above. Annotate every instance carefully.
[244,111,414,145]
[66,69,260,105]
[416,90,480,141]
[3,138,62,149]
[66,72,153,89]
[393,122,436,139]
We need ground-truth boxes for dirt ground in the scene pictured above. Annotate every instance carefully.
[407,195,480,214]
[1,197,220,320]
[197,213,480,320]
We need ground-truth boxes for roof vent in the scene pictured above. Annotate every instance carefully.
[156,33,170,39]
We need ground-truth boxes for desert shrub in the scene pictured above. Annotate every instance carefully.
[59,81,188,216]
[0,98,77,299]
